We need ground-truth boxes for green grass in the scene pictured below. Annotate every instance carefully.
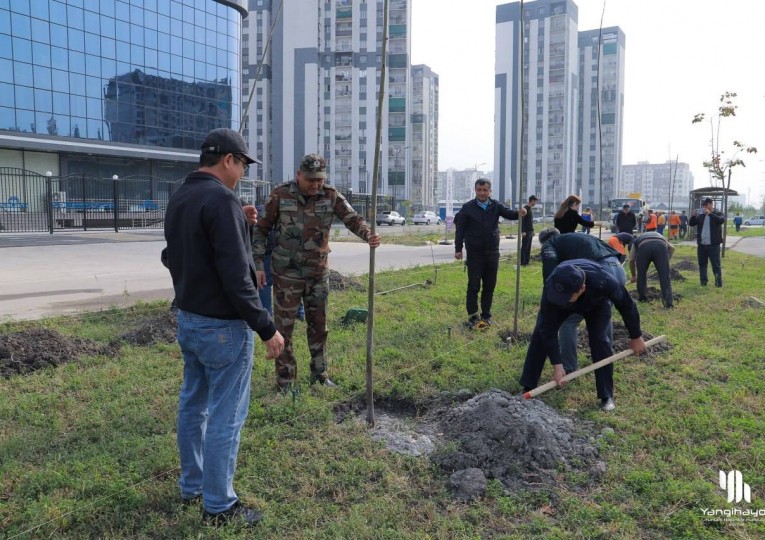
[2,247,765,538]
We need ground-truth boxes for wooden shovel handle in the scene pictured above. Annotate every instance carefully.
[523,335,667,399]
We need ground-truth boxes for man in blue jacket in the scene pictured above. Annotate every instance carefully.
[519,259,646,411]
[689,197,726,287]
[165,128,284,526]
[454,178,526,328]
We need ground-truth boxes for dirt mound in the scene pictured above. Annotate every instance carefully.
[577,321,673,357]
[431,389,604,491]
[118,311,178,346]
[329,269,365,291]
[672,259,698,271]
[629,287,683,305]
[648,267,686,282]
[342,390,605,495]
[0,328,120,378]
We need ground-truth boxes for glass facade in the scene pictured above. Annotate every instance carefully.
[0,0,242,151]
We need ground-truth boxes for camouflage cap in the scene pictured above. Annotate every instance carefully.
[299,153,327,178]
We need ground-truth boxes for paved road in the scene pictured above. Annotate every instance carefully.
[1,229,763,321]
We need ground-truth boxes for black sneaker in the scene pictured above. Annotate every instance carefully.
[181,495,201,505]
[202,500,263,527]
[481,317,493,326]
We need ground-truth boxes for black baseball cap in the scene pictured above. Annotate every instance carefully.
[702,197,714,205]
[529,195,538,201]
[545,262,586,306]
[201,128,260,165]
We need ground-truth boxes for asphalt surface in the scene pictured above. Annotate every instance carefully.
[2,229,764,322]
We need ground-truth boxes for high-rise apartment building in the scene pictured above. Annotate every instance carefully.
[495,0,626,216]
[242,0,436,209]
[621,161,694,209]
[0,0,247,180]
[410,64,438,210]
[578,27,625,210]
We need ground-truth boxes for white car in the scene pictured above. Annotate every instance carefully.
[744,216,765,226]
[412,211,442,225]
[376,210,406,226]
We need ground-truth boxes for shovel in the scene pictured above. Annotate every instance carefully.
[522,335,667,399]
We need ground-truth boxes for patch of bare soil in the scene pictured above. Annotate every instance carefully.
[338,389,605,497]
[629,287,683,304]
[329,269,365,291]
[648,267,687,282]
[118,311,178,346]
[672,259,698,271]
[0,328,120,378]
[577,320,673,357]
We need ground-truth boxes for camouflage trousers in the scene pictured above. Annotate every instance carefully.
[272,271,330,385]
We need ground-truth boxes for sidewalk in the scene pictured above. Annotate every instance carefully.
[1,230,763,322]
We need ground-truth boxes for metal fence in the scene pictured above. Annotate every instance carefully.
[0,167,178,233]
[1,168,393,233]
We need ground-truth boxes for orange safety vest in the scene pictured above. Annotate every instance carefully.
[645,214,658,230]
[608,235,626,256]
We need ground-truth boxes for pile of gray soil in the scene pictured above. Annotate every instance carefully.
[431,390,604,495]
[351,389,605,499]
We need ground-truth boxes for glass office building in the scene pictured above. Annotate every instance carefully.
[0,0,247,180]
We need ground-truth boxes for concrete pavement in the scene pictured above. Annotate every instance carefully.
[2,230,763,321]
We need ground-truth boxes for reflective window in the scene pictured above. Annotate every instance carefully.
[31,18,50,44]
[0,107,14,130]
[66,5,84,30]
[13,61,33,86]
[32,42,51,67]
[15,86,34,109]
[49,2,67,25]
[0,9,10,34]
[50,23,67,48]
[33,65,52,90]
[3,1,242,148]
[35,88,52,113]
[10,0,30,16]
[0,35,10,59]
[0,82,14,107]
[11,12,31,38]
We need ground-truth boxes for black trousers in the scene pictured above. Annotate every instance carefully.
[520,302,615,400]
[697,244,722,287]
[465,248,500,319]
[520,233,533,265]
[636,242,673,308]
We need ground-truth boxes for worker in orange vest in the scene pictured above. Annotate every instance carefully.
[668,211,681,241]
[644,209,658,232]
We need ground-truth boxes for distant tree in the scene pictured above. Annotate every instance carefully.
[692,92,758,255]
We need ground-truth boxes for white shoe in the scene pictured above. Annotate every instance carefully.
[600,398,615,411]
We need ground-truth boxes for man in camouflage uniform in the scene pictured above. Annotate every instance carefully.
[252,154,381,389]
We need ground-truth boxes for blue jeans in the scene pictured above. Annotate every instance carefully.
[176,310,254,514]
[559,257,625,372]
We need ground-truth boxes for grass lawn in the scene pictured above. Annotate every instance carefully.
[1,245,765,538]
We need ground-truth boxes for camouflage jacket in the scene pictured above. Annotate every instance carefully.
[252,181,371,277]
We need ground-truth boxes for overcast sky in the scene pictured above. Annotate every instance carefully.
[411,0,765,205]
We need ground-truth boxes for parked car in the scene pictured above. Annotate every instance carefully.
[376,210,406,226]
[412,211,442,225]
[744,216,765,226]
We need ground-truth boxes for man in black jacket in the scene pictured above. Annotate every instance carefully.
[689,197,725,287]
[614,204,637,234]
[519,259,646,411]
[454,178,526,327]
[165,128,284,526]
[520,195,538,266]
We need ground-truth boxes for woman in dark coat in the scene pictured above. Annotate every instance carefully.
[554,194,594,234]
